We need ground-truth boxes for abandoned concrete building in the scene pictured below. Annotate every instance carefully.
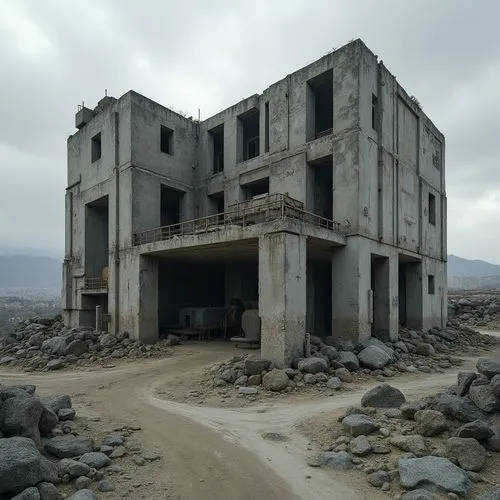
[62,39,447,367]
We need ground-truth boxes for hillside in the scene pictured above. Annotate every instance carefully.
[448,255,500,290]
[0,255,61,289]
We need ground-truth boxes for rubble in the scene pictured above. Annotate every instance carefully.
[448,292,500,329]
[0,316,176,371]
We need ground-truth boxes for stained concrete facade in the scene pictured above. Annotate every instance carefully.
[63,39,447,367]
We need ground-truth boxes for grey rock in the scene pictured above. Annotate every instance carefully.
[491,374,500,397]
[243,359,271,376]
[46,359,64,370]
[0,437,58,495]
[37,482,61,500]
[361,384,406,408]
[45,436,94,459]
[59,459,91,478]
[74,476,92,490]
[395,341,409,353]
[27,333,45,347]
[414,410,448,437]
[357,346,391,369]
[234,375,248,386]
[39,406,58,437]
[142,451,161,461]
[456,371,478,397]
[400,400,427,420]
[415,343,435,356]
[398,456,472,495]
[349,435,371,456]
[389,435,428,456]
[476,485,500,500]
[97,480,114,492]
[78,452,111,469]
[68,490,98,500]
[132,455,146,466]
[298,357,329,374]
[239,387,258,395]
[64,340,88,357]
[0,356,17,365]
[434,328,458,342]
[469,385,500,413]
[446,437,487,471]
[262,369,289,392]
[471,375,491,387]
[320,345,338,361]
[11,487,41,500]
[109,445,126,458]
[337,351,359,371]
[401,490,436,500]
[0,396,43,443]
[317,451,353,469]
[455,420,494,440]
[342,414,379,437]
[41,337,67,356]
[486,424,500,452]
[477,357,500,379]
[58,408,76,421]
[219,369,235,383]
[326,377,342,390]
[42,395,72,414]
[99,334,117,348]
[367,470,390,488]
[102,434,124,447]
[429,393,485,422]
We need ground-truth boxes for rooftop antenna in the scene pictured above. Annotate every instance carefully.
[105,89,108,97]
[198,108,200,122]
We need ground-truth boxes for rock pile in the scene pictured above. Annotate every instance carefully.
[448,293,500,330]
[205,326,497,396]
[0,383,158,499]
[0,316,178,371]
[310,355,500,498]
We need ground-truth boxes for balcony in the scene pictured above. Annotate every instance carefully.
[133,193,346,246]
[83,276,108,293]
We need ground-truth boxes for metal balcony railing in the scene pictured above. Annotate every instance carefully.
[83,277,108,290]
[133,193,346,246]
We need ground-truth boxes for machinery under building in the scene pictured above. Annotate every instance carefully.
[62,39,447,367]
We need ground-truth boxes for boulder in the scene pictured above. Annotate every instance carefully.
[40,337,66,356]
[476,485,500,500]
[446,437,487,471]
[361,384,406,408]
[398,456,472,496]
[317,451,353,469]
[58,408,76,421]
[37,482,61,500]
[469,385,500,413]
[102,434,124,447]
[74,477,92,490]
[326,377,342,390]
[367,470,390,488]
[38,406,59,437]
[335,368,353,383]
[389,435,428,456]
[415,343,435,357]
[64,340,88,357]
[297,357,329,374]
[243,359,271,376]
[455,420,494,440]
[59,459,91,478]
[337,351,359,371]
[262,369,289,392]
[342,414,379,437]
[360,337,394,357]
[434,328,458,342]
[47,360,64,371]
[429,393,486,422]
[99,334,117,348]
[357,346,391,369]
[11,487,41,500]
[0,396,43,443]
[0,437,59,495]
[349,435,371,456]
[320,345,338,361]
[68,490,98,500]
[400,400,427,420]
[456,371,478,397]
[491,374,500,397]
[78,452,111,469]
[44,436,93,459]
[477,358,500,379]
[42,395,72,414]
[414,410,448,437]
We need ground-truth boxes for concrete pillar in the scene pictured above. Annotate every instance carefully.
[259,232,306,367]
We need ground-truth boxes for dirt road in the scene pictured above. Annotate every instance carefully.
[1,339,499,500]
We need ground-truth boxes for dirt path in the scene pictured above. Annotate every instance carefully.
[1,339,499,500]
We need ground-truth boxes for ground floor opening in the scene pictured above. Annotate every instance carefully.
[398,254,423,330]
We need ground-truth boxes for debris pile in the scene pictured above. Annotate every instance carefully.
[0,383,160,499]
[308,355,500,498]
[448,293,500,330]
[204,326,497,397]
[0,316,178,371]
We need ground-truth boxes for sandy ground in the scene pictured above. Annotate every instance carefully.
[0,334,499,500]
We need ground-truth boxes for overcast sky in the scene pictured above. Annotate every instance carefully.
[0,0,499,262]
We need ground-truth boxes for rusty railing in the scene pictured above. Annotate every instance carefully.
[133,193,345,246]
[83,277,108,290]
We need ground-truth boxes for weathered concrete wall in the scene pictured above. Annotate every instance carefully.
[259,232,306,367]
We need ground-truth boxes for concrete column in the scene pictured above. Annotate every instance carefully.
[259,232,306,367]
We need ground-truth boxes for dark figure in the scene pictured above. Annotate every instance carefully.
[223,298,245,339]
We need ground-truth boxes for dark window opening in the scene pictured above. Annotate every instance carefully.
[428,275,435,295]
[84,196,109,279]
[242,177,269,200]
[91,133,102,162]
[307,69,333,141]
[264,102,270,153]
[209,125,224,174]
[372,94,379,130]
[238,108,260,162]
[428,193,436,225]
[309,156,333,220]
[208,191,225,217]
[161,185,184,226]
[160,125,174,155]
